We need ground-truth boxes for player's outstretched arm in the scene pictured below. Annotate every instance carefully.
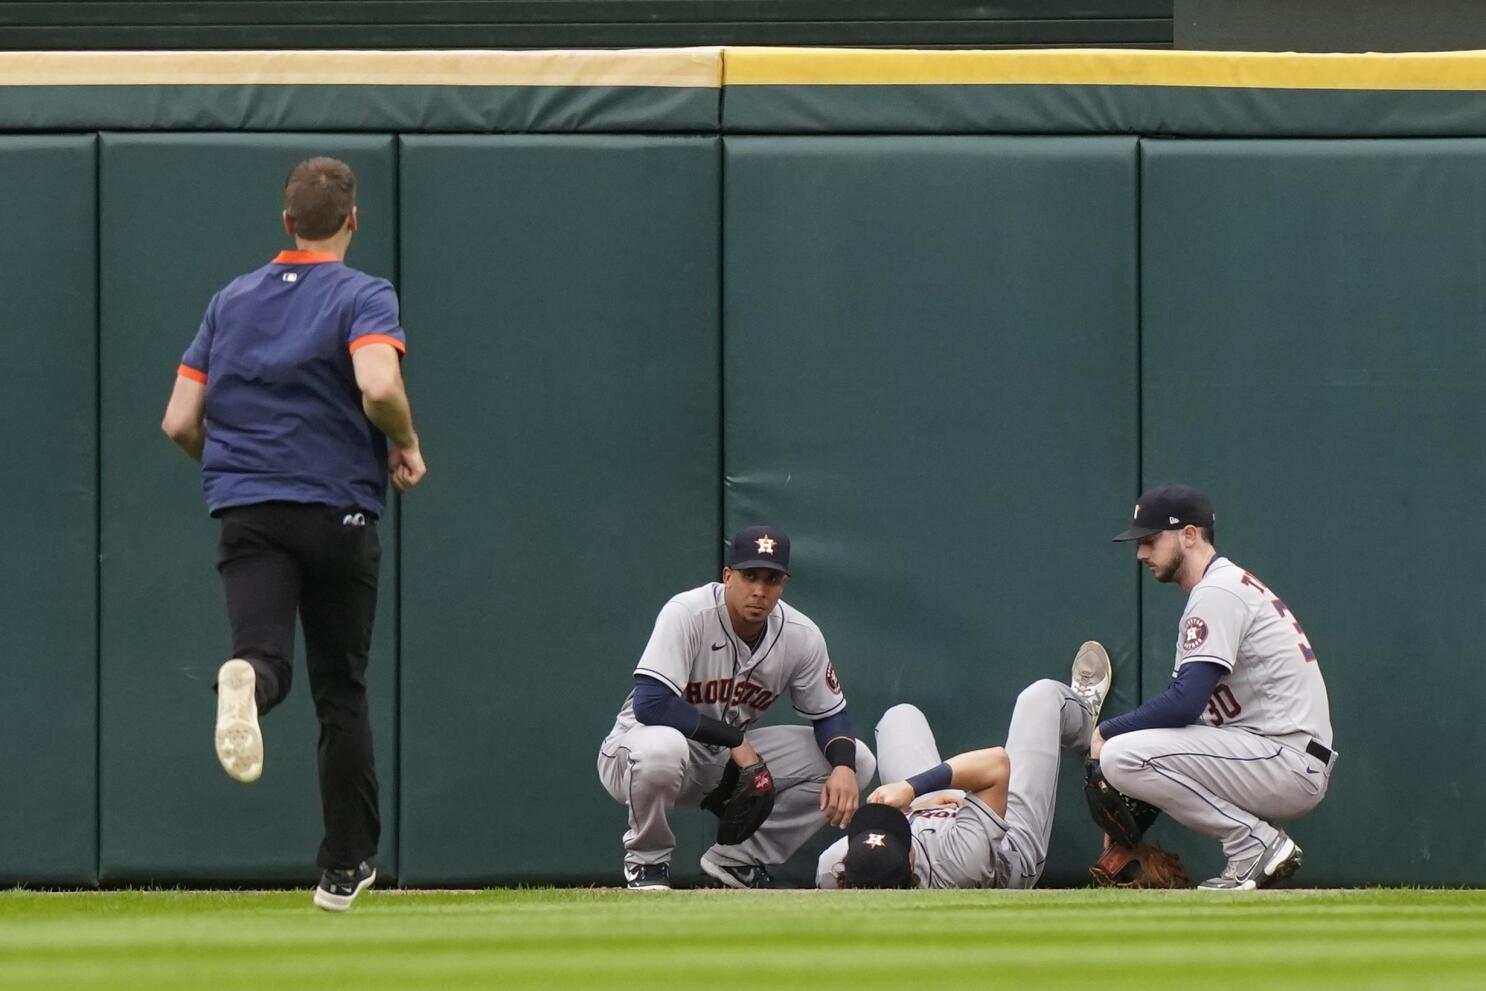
[868,747,1009,817]
[1094,661,1225,756]
[946,748,1010,809]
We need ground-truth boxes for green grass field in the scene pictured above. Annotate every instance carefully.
[2,888,1483,991]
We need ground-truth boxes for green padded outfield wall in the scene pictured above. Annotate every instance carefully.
[2,48,1486,885]
[396,135,721,884]
[97,135,400,882]
[723,136,1141,885]
[0,136,98,885]
[1139,139,1486,885]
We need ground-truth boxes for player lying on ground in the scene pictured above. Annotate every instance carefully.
[1091,483,1337,891]
[816,643,1157,890]
[597,526,876,890]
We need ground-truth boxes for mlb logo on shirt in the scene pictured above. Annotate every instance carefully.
[282,272,299,283]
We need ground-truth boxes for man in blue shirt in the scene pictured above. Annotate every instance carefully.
[162,157,425,911]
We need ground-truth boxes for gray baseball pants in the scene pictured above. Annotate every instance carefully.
[1098,725,1334,862]
[597,724,876,868]
[877,678,1094,888]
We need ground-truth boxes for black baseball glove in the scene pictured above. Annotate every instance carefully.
[701,759,776,845]
[1083,756,1161,848]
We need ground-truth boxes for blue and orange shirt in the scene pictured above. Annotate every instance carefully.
[179,250,407,516]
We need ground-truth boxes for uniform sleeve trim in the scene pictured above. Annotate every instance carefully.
[1178,653,1235,671]
[348,333,407,355]
[794,697,847,719]
[177,363,207,384]
[634,667,684,695]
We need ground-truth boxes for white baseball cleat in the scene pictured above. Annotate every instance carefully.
[1198,831,1303,891]
[1071,640,1113,723]
[215,659,263,783]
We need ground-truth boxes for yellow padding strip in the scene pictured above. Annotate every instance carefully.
[0,48,723,88]
[724,47,1486,91]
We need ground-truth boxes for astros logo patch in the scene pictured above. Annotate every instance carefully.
[865,833,886,849]
[755,535,777,555]
[1182,617,1209,652]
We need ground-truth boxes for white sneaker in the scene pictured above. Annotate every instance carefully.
[1071,641,1113,722]
[215,659,263,783]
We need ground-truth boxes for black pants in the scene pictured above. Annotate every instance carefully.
[217,501,381,870]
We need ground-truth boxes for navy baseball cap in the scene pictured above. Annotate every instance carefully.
[1114,484,1216,542]
[726,525,790,574]
[841,803,914,889]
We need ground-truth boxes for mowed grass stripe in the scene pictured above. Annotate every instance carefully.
[1,889,1483,991]
[4,951,1486,991]
[5,910,1484,949]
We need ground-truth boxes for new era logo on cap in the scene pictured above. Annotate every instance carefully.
[1113,484,1215,542]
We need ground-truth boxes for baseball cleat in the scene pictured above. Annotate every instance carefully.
[214,659,263,783]
[1071,641,1113,722]
[623,862,671,891]
[313,861,376,911]
[1198,831,1303,891]
[699,852,774,889]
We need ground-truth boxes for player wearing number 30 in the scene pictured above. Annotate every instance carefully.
[1090,484,1336,890]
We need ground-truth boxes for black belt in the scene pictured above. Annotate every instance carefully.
[1305,739,1334,764]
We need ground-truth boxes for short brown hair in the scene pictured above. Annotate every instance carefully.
[283,157,356,240]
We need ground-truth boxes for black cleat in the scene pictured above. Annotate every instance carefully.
[313,861,377,911]
[624,862,672,891]
[700,853,774,889]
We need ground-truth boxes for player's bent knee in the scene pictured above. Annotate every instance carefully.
[1017,678,1064,709]
[875,703,927,738]
[628,725,691,777]
[1098,735,1148,791]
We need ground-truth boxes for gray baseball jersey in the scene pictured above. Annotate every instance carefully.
[1177,557,1332,746]
[817,681,1091,891]
[602,583,846,753]
[909,799,1012,889]
[816,797,1010,891]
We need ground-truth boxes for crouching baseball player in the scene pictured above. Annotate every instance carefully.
[597,526,876,890]
[1091,484,1337,891]
[817,642,1143,890]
